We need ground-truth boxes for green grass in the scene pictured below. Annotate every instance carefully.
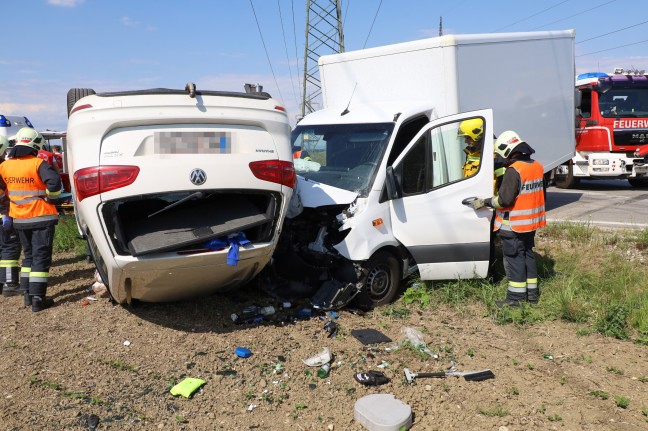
[54,215,86,256]
[396,222,648,342]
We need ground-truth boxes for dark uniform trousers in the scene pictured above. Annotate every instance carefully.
[16,225,56,297]
[0,226,21,285]
[500,229,539,302]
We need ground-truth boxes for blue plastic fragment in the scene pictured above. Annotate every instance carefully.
[328,311,339,319]
[235,347,252,358]
[296,308,312,318]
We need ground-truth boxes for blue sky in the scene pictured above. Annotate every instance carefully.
[1,0,646,131]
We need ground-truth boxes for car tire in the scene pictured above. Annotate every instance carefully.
[553,161,577,189]
[354,251,402,309]
[67,88,96,117]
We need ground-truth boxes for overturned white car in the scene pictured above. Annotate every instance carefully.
[66,84,294,303]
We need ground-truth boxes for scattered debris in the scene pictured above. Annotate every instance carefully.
[123,340,131,347]
[354,394,412,431]
[351,328,392,345]
[235,347,252,358]
[354,371,390,386]
[303,347,332,367]
[169,378,205,398]
[399,327,437,359]
[403,367,495,384]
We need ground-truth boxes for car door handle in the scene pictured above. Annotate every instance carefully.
[461,197,479,207]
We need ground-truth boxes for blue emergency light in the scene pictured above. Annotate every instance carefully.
[24,117,33,128]
[576,72,608,81]
[0,115,10,127]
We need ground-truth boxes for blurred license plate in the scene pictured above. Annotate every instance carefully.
[155,131,232,154]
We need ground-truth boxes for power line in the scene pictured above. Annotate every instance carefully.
[363,0,383,48]
[278,0,299,107]
[577,19,648,44]
[531,0,616,31]
[248,0,284,103]
[577,38,648,57]
[492,0,570,32]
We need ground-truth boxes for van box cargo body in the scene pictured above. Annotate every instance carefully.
[319,30,576,172]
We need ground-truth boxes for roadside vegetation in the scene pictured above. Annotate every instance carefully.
[399,221,648,345]
[52,215,648,344]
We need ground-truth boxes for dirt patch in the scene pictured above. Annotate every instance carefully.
[0,252,646,430]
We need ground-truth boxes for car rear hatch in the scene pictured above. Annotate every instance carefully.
[77,91,292,256]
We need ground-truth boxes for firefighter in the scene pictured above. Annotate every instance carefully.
[292,146,312,161]
[0,127,63,312]
[0,135,22,297]
[472,130,546,307]
[458,118,485,178]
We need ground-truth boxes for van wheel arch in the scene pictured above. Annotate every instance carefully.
[67,88,96,117]
[353,248,403,310]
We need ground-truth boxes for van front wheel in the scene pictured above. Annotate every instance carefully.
[354,251,401,309]
[67,88,96,117]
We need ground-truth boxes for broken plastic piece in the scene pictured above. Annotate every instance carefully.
[170,378,205,398]
[303,347,332,367]
[351,329,392,345]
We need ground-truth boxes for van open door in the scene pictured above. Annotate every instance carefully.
[387,109,494,280]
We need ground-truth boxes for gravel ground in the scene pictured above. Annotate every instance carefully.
[0,251,646,430]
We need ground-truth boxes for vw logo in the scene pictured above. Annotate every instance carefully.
[189,168,207,185]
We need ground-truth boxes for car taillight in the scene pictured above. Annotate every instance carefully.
[70,104,92,115]
[249,160,296,188]
[74,165,140,201]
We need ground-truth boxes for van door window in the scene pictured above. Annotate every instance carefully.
[432,118,483,186]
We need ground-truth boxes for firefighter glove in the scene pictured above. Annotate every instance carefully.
[484,198,494,208]
[1,215,12,229]
[471,198,486,210]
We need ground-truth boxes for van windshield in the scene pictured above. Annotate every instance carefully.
[291,123,394,194]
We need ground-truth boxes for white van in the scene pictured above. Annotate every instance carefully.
[66,84,294,304]
[274,31,576,309]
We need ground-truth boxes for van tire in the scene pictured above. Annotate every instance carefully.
[553,161,576,189]
[354,251,401,309]
[67,88,96,117]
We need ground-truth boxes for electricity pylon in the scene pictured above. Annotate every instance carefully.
[301,0,344,119]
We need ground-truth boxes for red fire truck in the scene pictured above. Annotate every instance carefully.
[555,68,648,188]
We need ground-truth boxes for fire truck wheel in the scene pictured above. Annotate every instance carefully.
[628,178,648,188]
[354,251,402,309]
[67,88,96,118]
[553,162,576,189]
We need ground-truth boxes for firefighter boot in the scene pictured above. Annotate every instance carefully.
[23,291,32,307]
[2,283,22,297]
[31,296,54,313]
[495,290,526,308]
[527,287,540,305]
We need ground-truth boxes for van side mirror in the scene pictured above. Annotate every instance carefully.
[575,89,582,118]
[385,166,402,200]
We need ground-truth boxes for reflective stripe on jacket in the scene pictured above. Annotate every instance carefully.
[0,157,58,222]
[494,160,546,233]
[462,148,481,177]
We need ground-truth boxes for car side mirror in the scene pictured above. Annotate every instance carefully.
[385,166,402,200]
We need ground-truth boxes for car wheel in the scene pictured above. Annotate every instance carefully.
[67,88,96,117]
[354,251,402,309]
[553,161,576,189]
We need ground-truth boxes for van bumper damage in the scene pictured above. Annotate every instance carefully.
[265,177,368,309]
